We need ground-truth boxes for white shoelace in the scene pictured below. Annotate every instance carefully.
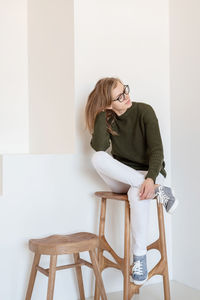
[157,187,169,206]
[133,260,143,276]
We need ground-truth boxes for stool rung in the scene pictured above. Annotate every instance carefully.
[148,259,166,280]
[103,256,122,271]
[56,262,84,271]
[36,266,49,276]
[147,239,160,251]
[100,237,123,267]
[36,260,93,277]
[79,258,93,269]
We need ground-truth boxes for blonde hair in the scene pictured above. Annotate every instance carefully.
[85,77,122,135]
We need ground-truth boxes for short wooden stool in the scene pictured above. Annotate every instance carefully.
[25,232,107,300]
[94,192,170,300]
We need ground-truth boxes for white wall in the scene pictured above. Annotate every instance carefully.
[0,0,75,193]
[170,0,200,290]
[0,0,171,299]
[28,0,75,154]
[0,0,29,154]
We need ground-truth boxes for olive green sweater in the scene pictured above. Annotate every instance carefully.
[90,102,167,183]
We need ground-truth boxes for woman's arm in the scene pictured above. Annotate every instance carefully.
[90,111,110,151]
[139,105,164,200]
[144,105,164,183]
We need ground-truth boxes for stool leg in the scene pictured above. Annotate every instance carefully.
[163,268,170,300]
[25,253,41,300]
[157,202,171,300]
[47,255,57,300]
[124,201,130,300]
[73,253,85,300]
[95,197,107,300]
[89,249,107,300]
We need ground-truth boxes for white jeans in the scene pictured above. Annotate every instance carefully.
[91,151,165,256]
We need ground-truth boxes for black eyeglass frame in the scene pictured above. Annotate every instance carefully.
[112,85,130,102]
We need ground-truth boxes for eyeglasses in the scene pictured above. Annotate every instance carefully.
[113,85,130,102]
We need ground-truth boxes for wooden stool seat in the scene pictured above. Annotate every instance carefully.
[26,232,107,300]
[29,232,99,255]
[95,191,128,201]
[94,191,170,300]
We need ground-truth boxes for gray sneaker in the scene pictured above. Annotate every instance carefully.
[155,186,179,214]
[131,254,148,285]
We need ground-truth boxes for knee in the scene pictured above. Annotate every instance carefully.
[91,151,108,169]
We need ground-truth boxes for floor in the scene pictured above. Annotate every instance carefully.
[86,281,200,300]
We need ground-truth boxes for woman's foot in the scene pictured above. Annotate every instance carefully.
[131,254,148,285]
[154,185,179,214]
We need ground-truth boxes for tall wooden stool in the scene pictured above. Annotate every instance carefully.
[25,232,107,300]
[94,191,170,300]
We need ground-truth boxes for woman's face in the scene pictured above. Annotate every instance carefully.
[108,81,132,115]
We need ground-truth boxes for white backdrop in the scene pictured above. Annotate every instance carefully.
[0,0,173,299]
[170,0,200,290]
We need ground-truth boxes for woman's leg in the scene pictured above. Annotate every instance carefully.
[92,151,145,188]
[128,172,165,256]
[94,172,130,194]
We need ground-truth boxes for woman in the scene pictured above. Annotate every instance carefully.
[85,77,178,285]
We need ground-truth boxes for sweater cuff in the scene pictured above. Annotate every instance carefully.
[145,170,158,184]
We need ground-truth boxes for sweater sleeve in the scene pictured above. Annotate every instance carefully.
[143,105,164,183]
[90,111,110,151]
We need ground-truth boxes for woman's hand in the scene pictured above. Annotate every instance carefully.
[139,178,155,200]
